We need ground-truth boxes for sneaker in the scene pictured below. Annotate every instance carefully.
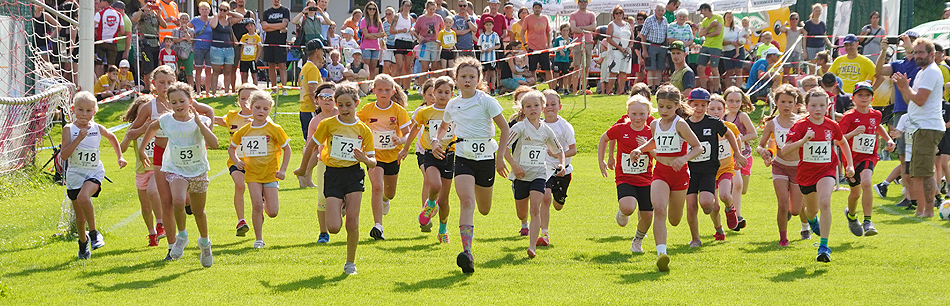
[616,209,629,227]
[88,230,104,250]
[170,234,188,260]
[369,225,385,240]
[874,182,889,198]
[78,239,90,260]
[148,234,159,247]
[863,220,878,236]
[656,253,671,272]
[163,249,173,261]
[156,223,166,239]
[737,217,747,230]
[905,201,917,210]
[253,240,265,249]
[317,232,330,243]
[778,239,789,247]
[457,251,475,274]
[383,199,391,215]
[845,208,864,236]
[725,207,739,230]
[689,240,702,248]
[185,205,193,215]
[198,239,213,268]
[816,245,832,262]
[714,232,725,241]
[236,220,249,237]
[282,89,288,96]
[344,262,357,275]
[537,234,550,247]
[938,195,944,207]
[420,221,433,232]
[800,230,811,240]
[437,233,450,244]
[419,204,438,225]
[519,227,529,236]
[808,218,821,236]
[527,248,536,258]
[630,237,644,253]
[895,198,911,207]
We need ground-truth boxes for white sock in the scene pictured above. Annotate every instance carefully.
[801,222,810,231]
[882,180,891,185]
[374,223,383,230]
[656,244,667,255]
[521,222,528,229]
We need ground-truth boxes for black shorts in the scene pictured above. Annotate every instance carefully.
[938,129,950,155]
[800,175,836,195]
[424,151,455,180]
[455,156,496,187]
[229,165,246,175]
[847,160,875,187]
[416,152,425,167]
[687,170,717,194]
[545,172,571,205]
[262,46,287,64]
[138,44,160,74]
[513,178,546,200]
[554,61,571,75]
[393,40,414,56]
[323,164,365,199]
[528,52,551,71]
[617,183,653,212]
[239,60,257,73]
[441,50,456,60]
[376,160,401,176]
[482,62,496,71]
[67,178,102,201]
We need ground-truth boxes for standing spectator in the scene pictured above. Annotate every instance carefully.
[632,12,647,84]
[209,3,243,94]
[415,0,445,86]
[874,32,920,206]
[238,22,262,85]
[359,1,385,81]
[639,4,667,90]
[172,12,195,89]
[343,9,362,35]
[453,1,477,58]
[666,9,693,50]
[31,2,59,62]
[293,1,324,45]
[158,36,178,70]
[231,0,256,87]
[503,3,515,46]
[568,0,596,94]
[156,0,179,42]
[780,12,806,80]
[94,0,126,77]
[391,0,415,91]
[509,7,529,49]
[664,0,680,23]
[261,0,291,96]
[696,3,724,93]
[132,1,166,93]
[438,15,457,75]
[859,11,884,63]
[803,3,831,61]
[433,0,449,18]
[479,0,508,53]
[552,24,572,93]
[603,5,633,95]
[315,0,335,40]
[829,34,876,92]
[111,1,131,65]
[191,2,214,94]
[892,38,946,217]
[668,41,693,95]
[382,6,397,75]
[721,11,747,88]
[522,2,551,84]
[746,47,782,102]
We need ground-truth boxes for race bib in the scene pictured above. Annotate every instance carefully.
[654,130,681,154]
[428,120,454,140]
[164,62,176,72]
[852,133,876,155]
[718,140,732,159]
[138,137,155,159]
[171,143,204,168]
[802,141,832,163]
[70,147,101,170]
[457,138,495,160]
[329,135,361,162]
[373,130,398,150]
[519,145,545,167]
[243,45,256,56]
[242,136,267,157]
[690,141,712,162]
[774,130,788,148]
[442,34,456,45]
[621,153,648,175]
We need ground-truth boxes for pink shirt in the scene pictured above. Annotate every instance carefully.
[414,14,444,43]
[522,14,550,51]
[359,19,382,50]
[570,10,596,43]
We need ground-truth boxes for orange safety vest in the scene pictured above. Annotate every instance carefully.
[157,0,179,41]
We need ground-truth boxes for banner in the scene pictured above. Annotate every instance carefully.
[832,1,851,37]
[881,0,900,35]
[735,7,791,52]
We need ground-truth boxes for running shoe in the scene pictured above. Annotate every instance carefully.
[863,220,878,236]
[89,230,104,250]
[344,262,357,275]
[816,245,831,262]
[170,234,188,260]
[714,232,725,241]
[163,249,173,261]
[630,237,643,253]
[317,233,330,243]
[808,218,821,236]
[845,208,864,236]
[874,182,888,198]
[282,89,288,96]
[527,248,536,258]
[938,195,944,207]
[537,234,550,247]
[689,240,702,248]
[457,251,475,274]
[895,198,911,207]
[737,217,747,230]
[148,234,159,247]
[198,239,213,268]
[519,227,529,236]
[438,233,450,244]
[725,207,739,230]
[78,239,90,260]
[236,220,249,237]
[656,253,671,272]
[905,201,917,210]
[800,230,811,240]
[383,199,391,215]
[419,204,438,225]
[420,221,433,232]
[616,209,629,227]
[185,205,193,215]
[253,240,265,249]
[156,223,166,239]
[778,239,789,247]
[370,226,385,240]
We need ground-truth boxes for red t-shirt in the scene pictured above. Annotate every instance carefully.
[786,117,844,186]
[159,48,177,66]
[606,122,653,187]
[569,10,596,43]
[839,108,882,166]
[522,14,550,51]
[478,13,507,38]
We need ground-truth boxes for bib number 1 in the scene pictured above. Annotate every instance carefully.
[852,134,875,155]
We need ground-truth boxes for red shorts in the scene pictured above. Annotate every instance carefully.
[717,171,734,185]
[771,162,798,185]
[153,144,165,167]
[740,155,753,176]
[652,162,689,191]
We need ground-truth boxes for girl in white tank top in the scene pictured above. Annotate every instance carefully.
[755,87,805,247]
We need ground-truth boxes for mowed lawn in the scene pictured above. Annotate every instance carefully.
[1,91,949,304]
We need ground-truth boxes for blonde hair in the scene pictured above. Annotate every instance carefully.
[149,65,177,93]
[249,90,275,108]
[198,1,211,10]
[454,57,489,92]
[541,89,560,106]
[626,94,652,112]
[236,83,259,107]
[373,74,407,108]
[512,90,546,122]
[73,91,98,111]
[508,85,534,122]
[709,93,725,106]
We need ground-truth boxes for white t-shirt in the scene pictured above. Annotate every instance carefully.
[443,90,503,139]
[896,115,913,162]
[544,116,576,175]
[507,120,563,181]
[326,62,345,82]
[340,38,359,65]
[907,62,946,131]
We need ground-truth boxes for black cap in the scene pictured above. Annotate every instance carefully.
[306,38,325,52]
[698,3,712,11]
[821,72,841,89]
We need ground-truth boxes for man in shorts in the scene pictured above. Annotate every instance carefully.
[696,3,724,93]
[639,4,668,90]
[569,0,596,94]
[261,0,290,95]
[523,2,552,84]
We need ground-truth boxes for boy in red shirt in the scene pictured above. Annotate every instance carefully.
[158,36,178,72]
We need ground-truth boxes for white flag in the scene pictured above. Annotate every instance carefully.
[881,0,901,35]
[833,1,851,37]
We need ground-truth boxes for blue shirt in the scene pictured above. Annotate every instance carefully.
[891,59,920,113]
[746,58,770,92]
[190,17,213,50]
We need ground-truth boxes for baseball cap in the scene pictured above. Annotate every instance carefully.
[532,1,543,7]
[112,0,125,10]
[764,47,782,57]
[305,38,325,52]
[821,72,842,89]
[669,41,686,52]
[342,28,355,36]
[351,49,362,55]
[488,0,500,3]
[698,3,712,11]
[842,34,858,44]
[688,88,711,101]
[853,81,874,95]
[119,59,130,68]
[905,30,920,39]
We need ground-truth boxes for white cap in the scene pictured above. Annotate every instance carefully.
[764,47,782,57]
[351,49,362,55]
[342,28,355,36]
[119,59,130,68]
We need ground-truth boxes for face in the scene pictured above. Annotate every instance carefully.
[801,80,819,92]
[504,6,513,15]
[806,97,828,118]
[167,90,192,115]
[402,1,411,11]
[656,99,679,118]
[489,3,499,12]
[724,92,742,111]
[844,42,857,54]
[700,8,710,17]
[775,93,797,114]
[913,44,933,67]
[457,66,480,92]
[385,9,394,20]
[519,9,528,19]
[218,6,229,14]
[853,90,873,107]
[484,22,493,32]
[354,11,362,19]
[543,94,560,117]
[318,0,328,9]
[426,4,435,14]
[120,67,129,74]
[335,95,358,117]
[423,87,435,104]
[870,13,879,24]
[533,6,542,15]
[152,72,176,95]
[688,100,708,117]
[521,96,544,120]
[627,103,649,128]
[676,14,686,23]
[577,0,587,10]
[706,101,725,118]
[812,5,821,16]
[560,28,570,37]
[238,90,253,109]
[655,5,664,17]
[108,71,118,80]
[373,79,394,102]
[434,84,453,106]
[458,3,467,14]
[366,5,377,16]
[199,6,210,16]
[72,100,97,124]
[272,0,281,8]
[636,15,645,24]
[670,50,686,64]
[614,10,624,20]
[741,18,749,27]
[250,99,272,121]
[236,0,245,7]
[247,23,256,33]
[316,89,335,109]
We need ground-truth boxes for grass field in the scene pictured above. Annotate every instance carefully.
[1,91,949,303]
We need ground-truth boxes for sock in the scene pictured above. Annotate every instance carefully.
[656,244,667,255]
[239,219,245,223]
[809,217,818,224]
[178,229,188,238]
[911,200,918,206]
[438,222,447,234]
[460,225,474,253]
[426,199,436,208]
[374,223,383,231]
[521,222,528,229]
[882,180,890,185]
[541,228,548,236]
[801,222,810,231]
[847,211,857,220]
[820,238,828,247]
[864,216,872,222]
[635,230,646,239]
[715,226,724,235]
[779,230,787,241]
[156,219,163,224]
[198,237,210,247]
[148,227,157,235]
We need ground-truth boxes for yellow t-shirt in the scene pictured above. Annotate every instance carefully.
[221,110,253,166]
[229,120,291,183]
[717,121,741,176]
[413,105,456,151]
[299,61,323,113]
[313,116,376,168]
[829,54,876,93]
[240,34,261,62]
[940,64,950,102]
[438,29,457,49]
[357,101,411,163]
[119,71,134,87]
[93,75,115,94]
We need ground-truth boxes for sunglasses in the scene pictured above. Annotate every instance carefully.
[316,93,334,101]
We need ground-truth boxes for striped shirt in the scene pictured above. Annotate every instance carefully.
[478,32,500,62]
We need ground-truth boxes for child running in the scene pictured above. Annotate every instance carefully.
[140,82,218,267]
[630,85,702,271]
[121,95,164,247]
[502,90,565,258]
[403,78,437,232]
[358,73,411,240]
[215,83,256,237]
[781,88,855,262]
[722,86,756,229]
[293,82,339,243]
[841,81,894,236]
[705,94,744,239]
[539,89,576,246]
[400,76,457,243]
[598,95,655,253]
[62,91,127,259]
[431,57,511,273]
[310,82,377,275]
[228,91,291,248]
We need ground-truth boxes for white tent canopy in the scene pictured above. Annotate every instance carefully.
[509,0,797,16]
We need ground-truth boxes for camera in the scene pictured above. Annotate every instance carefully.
[308,7,319,11]
[886,36,900,45]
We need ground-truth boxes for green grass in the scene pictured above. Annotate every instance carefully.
[1,92,949,303]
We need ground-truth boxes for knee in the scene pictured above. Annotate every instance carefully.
[191,208,206,218]
[345,218,358,230]
[267,207,279,218]
[328,225,341,234]
[371,181,384,191]
[234,183,245,192]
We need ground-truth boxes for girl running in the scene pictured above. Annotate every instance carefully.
[310,82,377,275]
[121,95,164,247]
[140,82,218,267]
[705,95,744,239]
[293,82,338,243]
[598,95,655,253]
[757,84,808,246]
[358,74,411,240]
[841,81,893,237]
[782,88,855,262]
[540,89,576,246]
[431,57,511,273]
[62,92,127,259]
[722,86,756,229]
[214,83,256,237]
[404,78,437,232]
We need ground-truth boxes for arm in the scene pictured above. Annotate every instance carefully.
[60,125,81,159]
[120,102,154,151]
[500,132,522,179]
[100,124,127,168]
[676,121,704,169]
[194,102,216,128]
[738,113,756,143]
[597,133,611,177]
[157,12,169,28]
[228,143,245,170]
[137,121,161,167]
[209,16,219,28]
[756,122,774,165]
[893,72,932,106]
[780,129,813,157]
[836,138,855,177]
[398,123,421,161]
[494,114,511,177]
[291,11,305,25]
[877,124,896,151]
[293,137,317,176]
[195,114,218,149]
[131,11,142,23]
[431,121,450,159]
[843,124,867,139]
[227,11,243,24]
[725,129,746,168]
[214,115,227,128]
[276,144,291,180]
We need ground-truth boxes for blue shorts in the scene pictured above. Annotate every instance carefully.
[362,49,380,60]
[210,46,235,66]
[193,48,211,68]
[262,181,279,188]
